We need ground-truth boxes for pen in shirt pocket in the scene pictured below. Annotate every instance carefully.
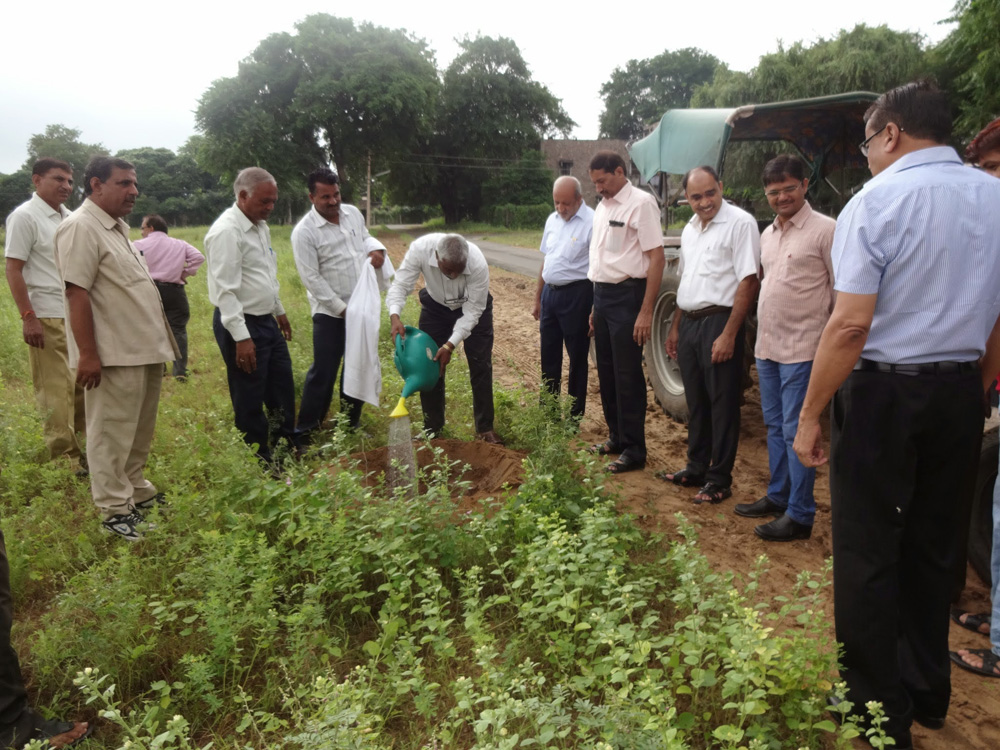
[609,220,624,227]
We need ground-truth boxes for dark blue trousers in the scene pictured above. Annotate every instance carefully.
[296,314,363,440]
[539,280,593,418]
[592,279,647,463]
[213,309,296,463]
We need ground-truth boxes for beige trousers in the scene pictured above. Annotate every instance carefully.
[27,318,85,463]
[85,364,162,519]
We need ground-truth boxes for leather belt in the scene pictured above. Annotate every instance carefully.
[682,305,731,320]
[155,281,184,288]
[594,278,644,288]
[853,358,978,376]
[546,279,591,290]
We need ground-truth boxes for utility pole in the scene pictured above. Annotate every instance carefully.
[366,151,372,229]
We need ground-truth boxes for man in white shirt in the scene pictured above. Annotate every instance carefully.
[205,167,296,466]
[533,176,594,419]
[664,166,760,504]
[4,158,86,472]
[386,233,501,443]
[292,168,386,442]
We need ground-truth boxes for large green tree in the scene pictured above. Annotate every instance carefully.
[599,48,721,140]
[115,146,230,227]
[932,0,1000,142]
[196,14,439,205]
[421,35,573,223]
[693,24,929,107]
[24,124,107,208]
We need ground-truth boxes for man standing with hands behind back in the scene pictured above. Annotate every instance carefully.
[587,150,664,474]
[533,175,594,420]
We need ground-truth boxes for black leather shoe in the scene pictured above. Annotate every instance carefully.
[754,514,812,541]
[913,713,945,730]
[734,495,785,518]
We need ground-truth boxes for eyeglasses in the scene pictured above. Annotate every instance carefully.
[764,184,802,198]
[859,125,888,157]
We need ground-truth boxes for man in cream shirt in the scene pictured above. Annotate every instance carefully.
[4,158,86,472]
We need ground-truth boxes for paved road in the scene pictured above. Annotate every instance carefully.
[467,236,541,278]
[386,226,541,279]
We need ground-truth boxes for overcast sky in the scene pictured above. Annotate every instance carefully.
[0,0,958,174]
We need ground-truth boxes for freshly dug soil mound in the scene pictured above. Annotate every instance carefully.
[351,439,526,505]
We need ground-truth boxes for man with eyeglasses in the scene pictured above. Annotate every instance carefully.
[793,81,1000,749]
[662,166,759,505]
[387,233,501,444]
[134,214,204,380]
[733,155,835,541]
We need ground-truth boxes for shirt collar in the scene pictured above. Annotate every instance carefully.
[231,203,263,233]
[604,179,634,205]
[873,145,963,183]
[82,198,130,235]
[30,192,68,219]
[690,199,732,231]
[306,205,339,228]
[771,201,813,231]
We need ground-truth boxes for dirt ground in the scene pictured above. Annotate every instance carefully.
[377,234,1000,749]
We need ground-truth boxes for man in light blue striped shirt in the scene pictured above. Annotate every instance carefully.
[794,81,1000,749]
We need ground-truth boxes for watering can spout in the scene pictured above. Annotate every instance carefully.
[389,397,409,418]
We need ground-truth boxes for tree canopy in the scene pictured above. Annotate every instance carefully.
[692,25,929,107]
[599,48,721,140]
[933,0,1000,141]
[196,14,439,203]
[416,35,573,222]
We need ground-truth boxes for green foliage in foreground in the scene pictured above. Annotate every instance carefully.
[0,228,880,748]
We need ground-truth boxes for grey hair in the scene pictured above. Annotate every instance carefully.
[233,167,277,199]
[553,175,582,198]
[435,234,469,266]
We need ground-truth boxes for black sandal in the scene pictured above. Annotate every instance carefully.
[693,482,732,504]
[655,468,705,487]
[949,648,1000,677]
[951,606,992,636]
[588,441,621,456]
[607,455,645,474]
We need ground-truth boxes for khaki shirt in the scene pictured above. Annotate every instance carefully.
[54,199,178,367]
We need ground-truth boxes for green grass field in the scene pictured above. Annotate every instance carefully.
[0,225,874,749]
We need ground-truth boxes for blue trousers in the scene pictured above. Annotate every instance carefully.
[213,309,296,463]
[756,358,816,525]
[539,280,593,418]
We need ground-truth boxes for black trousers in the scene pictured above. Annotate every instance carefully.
[417,289,495,436]
[539,280,593,419]
[296,314,363,439]
[677,312,744,486]
[592,279,647,463]
[830,368,982,744]
[213,309,296,463]
[0,531,26,731]
[156,282,190,377]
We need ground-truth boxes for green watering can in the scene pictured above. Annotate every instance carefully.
[389,326,441,418]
